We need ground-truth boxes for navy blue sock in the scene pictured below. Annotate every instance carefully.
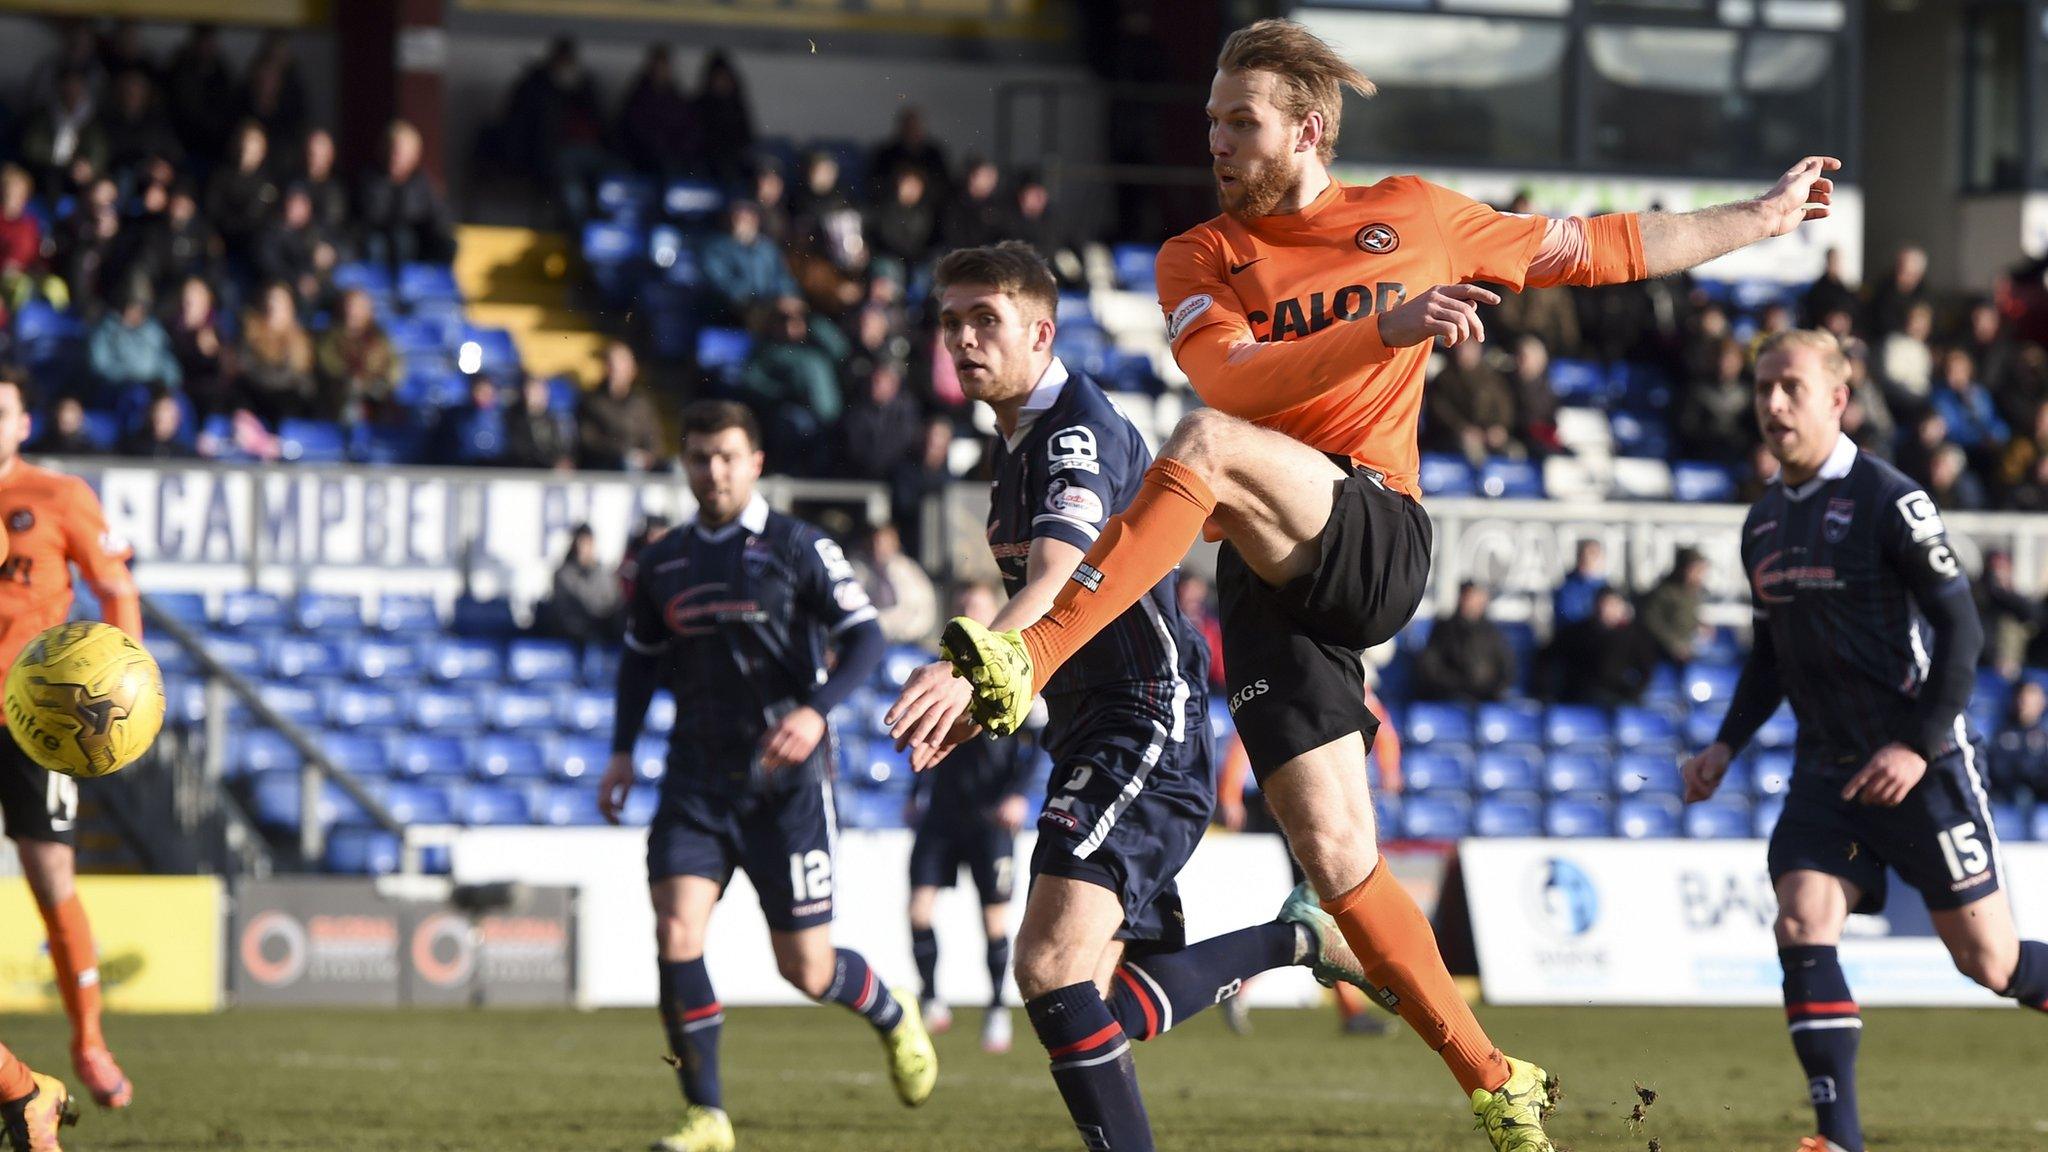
[1106,922,1298,1040]
[658,958,723,1109]
[912,926,939,1003]
[2003,938,2048,1012]
[1026,982,1153,1152]
[822,948,904,1032]
[1781,945,1862,1152]
[986,935,1011,1008]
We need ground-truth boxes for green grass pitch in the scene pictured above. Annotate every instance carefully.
[2,1005,2038,1150]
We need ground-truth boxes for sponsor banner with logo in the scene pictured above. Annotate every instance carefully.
[452,829,1447,1008]
[0,876,222,1013]
[1464,840,2048,1007]
[230,879,574,1007]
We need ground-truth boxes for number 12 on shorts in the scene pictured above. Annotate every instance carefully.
[1937,822,1989,883]
[789,850,834,900]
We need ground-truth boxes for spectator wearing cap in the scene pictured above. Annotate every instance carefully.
[89,282,181,394]
[1638,546,1711,665]
[575,340,662,471]
[697,199,796,322]
[1414,582,1516,703]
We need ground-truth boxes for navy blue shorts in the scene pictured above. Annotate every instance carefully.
[1768,748,2004,915]
[910,807,1017,906]
[648,776,838,932]
[1031,687,1214,950]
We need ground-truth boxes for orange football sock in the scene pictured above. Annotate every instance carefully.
[1322,857,1509,1096]
[1021,457,1215,683]
[1333,980,1368,1021]
[0,1043,31,1102]
[40,894,104,1051]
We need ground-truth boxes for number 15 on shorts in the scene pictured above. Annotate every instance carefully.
[1937,822,1989,883]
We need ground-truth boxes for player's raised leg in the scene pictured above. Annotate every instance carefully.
[0,1041,78,1152]
[945,411,1347,734]
[1931,884,2048,1012]
[14,838,129,1110]
[1775,871,1863,1152]
[651,875,735,1152]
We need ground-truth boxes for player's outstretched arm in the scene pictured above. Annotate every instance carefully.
[1636,156,1839,278]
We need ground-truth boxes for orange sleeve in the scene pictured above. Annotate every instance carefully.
[1523,214,1648,289]
[1158,234,1399,422]
[1420,179,1550,290]
[1217,732,1250,808]
[1364,688,1401,794]
[59,479,140,639]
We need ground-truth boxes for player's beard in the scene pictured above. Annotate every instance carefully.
[1218,157,1296,220]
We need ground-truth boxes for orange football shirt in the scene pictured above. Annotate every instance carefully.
[1156,175,1641,498]
[0,460,141,687]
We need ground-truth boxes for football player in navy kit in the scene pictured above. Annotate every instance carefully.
[888,242,1375,1152]
[599,401,935,1152]
[1681,330,2048,1152]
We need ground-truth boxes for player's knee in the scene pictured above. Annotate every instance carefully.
[1773,911,1834,948]
[655,914,706,961]
[1161,406,1242,471]
[1011,939,1082,1001]
[1950,939,2018,991]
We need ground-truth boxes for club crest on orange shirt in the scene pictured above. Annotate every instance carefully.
[5,508,30,532]
[1355,223,1399,254]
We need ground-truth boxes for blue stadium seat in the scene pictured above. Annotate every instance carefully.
[845,739,912,789]
[149,592,209,629]
[1479,458,1544,500]
[1613,752,1682,796]
[1474,793,1543,838]
[388,734,466,779]
[2032,806,2048,844]
[556,689,612,735]
[1476,702,1542,747]
[1684,704,1727,750]
[645,693,677,734]
[583,646,621,687]
[470,735,547,780]
[205,633,268,677]
[1684,800,1752,839]
[278,420,348,464]
[1544,797,1612,838]
[1616,795,1682,839]
[451,597,518,637]
[1475,746,1542,794]
[1641,663,1683,710]
[324,828,400,874]
[631,736,667,782]
[1419,454,1477,498]
[1609,411,1672,458]
[879,645,928,690]
[1112,243,1158,291]
[696,327,752,381]
[377,595,440,633]
[1614,706,1679,751]
[331,262,393,296]
[1991,803,2025,842]
[1694,627,1742,664]
[149,641,197,677]
[455,785,531,827]
[507,639,580,685]
[1547,359,1612,403]
[248,775,365,832]
[548,736,611,782]
[164,678,206,726]
[1545,705,1612,750]
[321,733,391,778]
[1404,702,1474,747]
[1672,462,1738,503]
[411,689,485,732]
[423,638,504,683]
[528,783,610,827]
[350,638,421,681]
[220,590,289,631]
[380,781,455,824]
[257,684,324,727]
[1403,749,1473,795]
[325,683,407,730]
[1400,795,1471,840]
[296,592,365,633]
[227,729,301,776]
[396,262,460,305]
[1753,795,1786,838]
[1543,752,1609,797]
[487,688,558,732]
[266,636,348,680]
[663,179,725,220]
[1683,662,1743,706]
[1499,623,1539,686]
[395,365,467,410]
[1752,750,1795,796]
[1755,704,1798,749]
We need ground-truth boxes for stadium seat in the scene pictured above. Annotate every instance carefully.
[324,828,401,874]
[411,689,485,732]
[331,262,393,296]
[380,781,455,825]
[248,774,365,832]
[1753,795,1786,838]
[879,645,928,690]
[1475,702,1542,747]
[1613,752,1682,796]
[846,739,912,788]
[296,592,365,633]
[528,783,610,827]
[1682,662,1743,706]
[470,735,548,780]
[267,636,348,680]
[556,688,613,735]
[1694,627,1742,664]
[1418,453,1477,498]
[632,736,667,782]
[148,592,210,630]
[204,633,268,677]
[397,262,460,305]
[325,683,407,730]
[1547,359,1611,403]
[1544,705,1613,750]
[1403,701,1474,747]
[487,688,558,732]
[548,736,611,782]
[507,639,580,685]
[1402,749,1473,795]
[423,638,505,683]
[1616,795,1682,839]
[695,327,753,381]
[227,728,302,776]
[388,734,467,779]
[278,420,349,464]
[1752,750,1794,796]
[1544,797,1612,838]
[220,590,289,631]
[1671,462,1738,503]
[321,733,391,778]
[149,641,198,677]
[1111,244,1157,291]
[583,646,621,687]
[377,595,441,633]
[1475,746,1542,794]
[256,684,324,727]
[645,693,677,734]
[1684,800,1752,839]
[1474,793,1543,838]
[1479,458,1544,500]
[663,179,725,220]
[452,597,518,637]
[1614,706,1679,751]
[1543,752,1608,798]
[1641,663,1683,710]
[455,786,531,827]
[350,638,421,681]
[1684,704,1728,750]
[2033,806,2048,844]
[1755,705,1798,749]
[1991,803,2025,842]
[1400,795,1471,840]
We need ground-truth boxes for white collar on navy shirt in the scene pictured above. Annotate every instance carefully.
[693,492,771,541]
[1782,432,1857,502]
[1004,357,1071,452]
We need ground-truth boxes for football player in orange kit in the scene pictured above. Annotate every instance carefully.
[933,19,1837,1150]
[0,376,141,1110]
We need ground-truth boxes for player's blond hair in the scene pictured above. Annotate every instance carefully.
[1217,19,1375,165]
[1755,329,1851,384]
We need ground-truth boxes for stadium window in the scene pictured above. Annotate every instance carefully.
[1300,9,1570,169]
[1584,25,1846,176]
[1963,3,2026,190]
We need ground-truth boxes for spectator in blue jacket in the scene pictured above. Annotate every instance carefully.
[1930,348,2010,456]
[1553,538,1609,628]
[697,198,795,322]
[89,283,182,394]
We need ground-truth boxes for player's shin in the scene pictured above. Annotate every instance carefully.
[912,926,940,1005]
[2001,939,2048,1012]
[1321,858,1511,1095]
[986,935,1011,1008]
[658,958,724,1109]
[1781,945,1864,1152]
[822,949,904,1032]
[1021,458,1215,684]
[39,895,104,1051]
[1105,923,1297,1040]
[0,1044,31,1103]
[1027,982,1155,1152]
